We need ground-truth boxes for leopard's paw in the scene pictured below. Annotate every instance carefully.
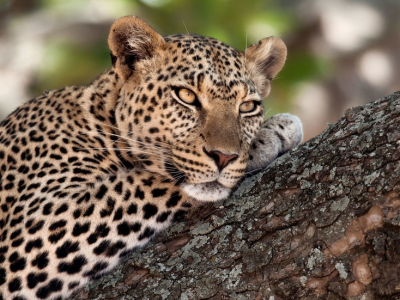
[247,113,303,172]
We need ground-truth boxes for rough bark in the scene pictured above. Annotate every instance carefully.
[69,92,400,300]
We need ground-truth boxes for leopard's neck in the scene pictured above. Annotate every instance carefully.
[78,68,140,170]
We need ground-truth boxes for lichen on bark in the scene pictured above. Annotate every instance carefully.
[70,91,400,300]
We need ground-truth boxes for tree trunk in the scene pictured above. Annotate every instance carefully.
[69,92,400,300]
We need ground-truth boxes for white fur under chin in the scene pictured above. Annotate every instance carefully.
[181,181,231,202]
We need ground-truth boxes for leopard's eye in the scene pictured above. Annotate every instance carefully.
[178,88,196,104]
[239,100,258,113]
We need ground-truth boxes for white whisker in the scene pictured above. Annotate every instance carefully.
[89,118,171,147]
[264,108,271,118]
[182,19,190,35]
[244,32,248,72]
[258,57,277,74]
[95,130,170,154]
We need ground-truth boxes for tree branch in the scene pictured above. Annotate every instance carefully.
[70,91,400,300]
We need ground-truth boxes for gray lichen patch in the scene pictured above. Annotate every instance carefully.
[306,248,326,272]
[364,170,380,186]
[190,222,214,235]
[335,262,348,279]
[330,196,350,211]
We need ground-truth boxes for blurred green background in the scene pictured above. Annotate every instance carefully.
[1,0,399,140]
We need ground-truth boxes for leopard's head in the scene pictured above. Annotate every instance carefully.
[109,16,286,201]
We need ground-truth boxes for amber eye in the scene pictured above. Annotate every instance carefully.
[239,101,258,113]
[178,88,197,104]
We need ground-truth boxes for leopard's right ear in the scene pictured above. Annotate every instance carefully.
[108,16,165,80]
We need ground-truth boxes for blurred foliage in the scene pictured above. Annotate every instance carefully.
[33,42,110,95]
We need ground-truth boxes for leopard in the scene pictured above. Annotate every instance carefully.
[0,16,303,300]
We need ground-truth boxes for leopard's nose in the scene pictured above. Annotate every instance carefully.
[203,147,238,171]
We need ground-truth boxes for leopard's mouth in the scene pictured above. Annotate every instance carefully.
[164,159,232,202]
[181,180,231,202]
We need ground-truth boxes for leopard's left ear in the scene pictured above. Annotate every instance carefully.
[108,16,165,80]
[244,37,287,98]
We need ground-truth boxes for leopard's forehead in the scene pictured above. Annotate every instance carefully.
[164,34,241,56]
[162,34,258,98]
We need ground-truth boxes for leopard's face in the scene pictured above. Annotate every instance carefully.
[111,17,287,201]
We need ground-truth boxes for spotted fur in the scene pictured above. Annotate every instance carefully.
[0,16,302,300]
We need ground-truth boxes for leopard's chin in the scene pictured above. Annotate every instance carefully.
[181,181,231,202]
